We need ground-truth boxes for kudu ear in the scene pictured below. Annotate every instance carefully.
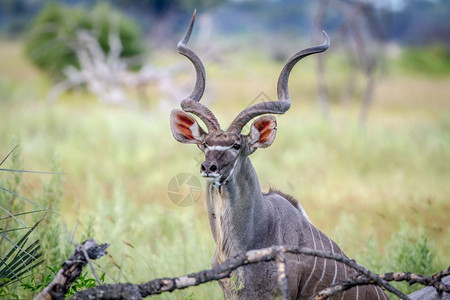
[247,115,277,149]
[170,109,206,144]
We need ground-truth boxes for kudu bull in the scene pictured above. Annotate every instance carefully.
[170,11,390,300]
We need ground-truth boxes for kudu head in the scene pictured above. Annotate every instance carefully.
[170,11,329,186]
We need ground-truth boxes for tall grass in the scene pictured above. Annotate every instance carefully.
[0,43,449,298]
[0,144,68,298]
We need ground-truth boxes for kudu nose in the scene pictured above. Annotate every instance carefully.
[201,162,218,173]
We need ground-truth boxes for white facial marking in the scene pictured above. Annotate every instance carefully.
[206,145,233,151]
[222,158,239,184]
[203,174,220,181]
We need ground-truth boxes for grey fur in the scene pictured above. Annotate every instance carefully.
[205,155,389,299]
[408,275,450,300]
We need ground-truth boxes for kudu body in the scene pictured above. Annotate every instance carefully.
[170,11,390,300]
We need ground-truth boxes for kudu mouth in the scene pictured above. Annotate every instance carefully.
[201,171,226,186]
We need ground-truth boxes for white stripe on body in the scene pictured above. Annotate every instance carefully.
[341,261,347,300]
[313,228,327,295]
[381,286,388,300]
[300,222,318,296]
[328,237,337,284]
[374,283,381,300]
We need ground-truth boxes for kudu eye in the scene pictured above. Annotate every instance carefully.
[233,143,241,150]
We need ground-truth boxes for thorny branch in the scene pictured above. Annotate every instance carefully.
[38,241,449,300]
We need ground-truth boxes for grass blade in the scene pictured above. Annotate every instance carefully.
[2,248,42,279]
[11,259,45,282]
[0,227,28,234]
[0,206,28,228]
[8,241,41,271]
[0,219,45,287]
[0,209,47,221]
[0,168,64,175]
[0,217,43,269]
[0,186,56,214]
[0,145,18,167]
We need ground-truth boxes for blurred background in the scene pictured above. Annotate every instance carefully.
[0,0,449,298]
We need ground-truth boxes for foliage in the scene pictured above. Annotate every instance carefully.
[0,146,44,297]
[19,265,58,294]
[0,145,45,292]
[113,0,226,13]
[0,221,44,288]
[357,228,441,296]
[24,2,145,80]
[400,45,450,76]
[176,0,225,11]
[230,271,245,292]
[0,146,103,298]
[19,265,106,298]
[66,272,106,298]
[387,232,439,295]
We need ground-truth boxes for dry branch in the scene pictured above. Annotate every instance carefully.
[48,30,187,107]
[38,240,449,300]
[314,269,450,300]
[276,252,289,300]
[35,239,109,300]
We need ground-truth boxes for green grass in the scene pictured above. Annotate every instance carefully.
[399,45,450,76]
[0,40,449,298]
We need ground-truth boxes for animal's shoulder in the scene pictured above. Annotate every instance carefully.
[264,188,299,209]
[264,188,310,221]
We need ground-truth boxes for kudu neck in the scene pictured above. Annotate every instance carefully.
[206,156,267,257]
[217,156,262,199]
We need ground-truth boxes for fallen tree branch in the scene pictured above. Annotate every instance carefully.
[38,240,449,300]
[69,245,448,300]
[70,246,287,299]
[382,268,450,292]
[276,252,289,299]
[35,239,109,300]
[314,267,450,300]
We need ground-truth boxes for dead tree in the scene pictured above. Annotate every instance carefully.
[317,0,390,126]
[48,30,188,108]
